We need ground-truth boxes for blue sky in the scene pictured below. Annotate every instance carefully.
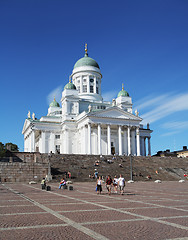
[0,0,188,154]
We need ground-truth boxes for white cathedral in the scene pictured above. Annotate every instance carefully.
[22,45,152,156]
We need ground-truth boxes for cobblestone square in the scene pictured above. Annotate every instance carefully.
[0,181,188,240]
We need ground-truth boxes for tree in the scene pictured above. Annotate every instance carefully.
[5,143,19,152]
[0,142,6,157]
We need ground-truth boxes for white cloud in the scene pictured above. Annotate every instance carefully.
[46,85,62,105]
[134,93,171,111]
[160,121,188,137]
[161,121,188,130]
[161,130,180,137]
[102,90,117,101]
[139,92,188,125]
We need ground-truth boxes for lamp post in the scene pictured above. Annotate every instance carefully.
[129,154,133,181]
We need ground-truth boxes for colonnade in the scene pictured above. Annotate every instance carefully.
[24,125,151,156]
[86,123,151,156]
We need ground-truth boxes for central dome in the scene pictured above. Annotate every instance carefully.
[74,54,100,69]
[73,44,100,69]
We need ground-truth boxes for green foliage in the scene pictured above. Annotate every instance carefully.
[0,142,6,157]
[0,142,19,158]
[5,143,19,152]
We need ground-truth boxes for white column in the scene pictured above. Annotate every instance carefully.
[87,75,90,93]
[148,137,151,156]
[41,132,46,153]
[127,126,131,155]
[88,123,91,154]
[131,129,136,155]
[94,76,97,93]
[83,125,87,154]
[65,129,69,154]
[50,132,55,153]
[107,125,111,155]
[140,137,144,156]
[98,124,101,155]
[118,125,122,155]
[80,76,83,93]
[136,127,141,156]
[31,131,35,152]
[144,137,146,156]
[24,136,28,152]
[123,128,128,155]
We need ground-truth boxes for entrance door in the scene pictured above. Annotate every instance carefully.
[111,147,115,155]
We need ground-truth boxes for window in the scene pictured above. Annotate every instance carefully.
[78,86,80,93]
[90,78,94,83]
[77,80,80,84]
[96,87,99,94]
[90,86,94,93]
[55,135,60,139]
[96,80,98,84]
[83,85,87,92]
[83,79,86,83]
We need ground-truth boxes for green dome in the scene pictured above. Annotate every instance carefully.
[117,84,129,97]
[50,98,60,107]
[118,90,129,97]
[74,53,100,69]
[64,82,76,90]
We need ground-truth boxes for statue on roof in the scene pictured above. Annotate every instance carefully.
[32,112,35,120]
[112,99,116,106]
[27,110,31,118]
[135,109,139,116]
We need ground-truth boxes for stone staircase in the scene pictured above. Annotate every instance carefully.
[0,152,187,183]
[49,154,188,182]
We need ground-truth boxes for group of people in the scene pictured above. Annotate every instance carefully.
[96,174,125,195]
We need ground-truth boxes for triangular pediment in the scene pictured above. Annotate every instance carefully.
[89,107,142,121]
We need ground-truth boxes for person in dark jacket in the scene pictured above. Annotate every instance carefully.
[106,175,113,195]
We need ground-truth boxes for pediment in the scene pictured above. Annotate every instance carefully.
[89,107,142,121]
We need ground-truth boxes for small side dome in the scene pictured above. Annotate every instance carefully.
[117,84,129,97]
[64,81,76,90]
[49,98,60,107]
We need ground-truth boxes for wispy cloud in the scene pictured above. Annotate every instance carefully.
[161,130,180,137]
[46,85,62,105]
[102,90,117,101]
[136,92,188,125]
[134,93,171,111]
[161,121,188,130]
[160,121,188,137]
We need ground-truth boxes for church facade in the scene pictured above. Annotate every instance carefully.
[22,45,152,156]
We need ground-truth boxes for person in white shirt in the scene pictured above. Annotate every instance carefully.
[118,174,125,195]
[113,176,118,193]
[96,176,102,194]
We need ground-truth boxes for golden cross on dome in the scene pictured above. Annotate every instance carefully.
[85,43,88,54]
[122,83,124,90]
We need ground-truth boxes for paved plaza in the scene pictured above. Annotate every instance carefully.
[0,181,188,240]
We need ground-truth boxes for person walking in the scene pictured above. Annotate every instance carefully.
[118,174,125,195]
[106,175,113,195]
[113,175,118,193]
[96,176,102,194]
